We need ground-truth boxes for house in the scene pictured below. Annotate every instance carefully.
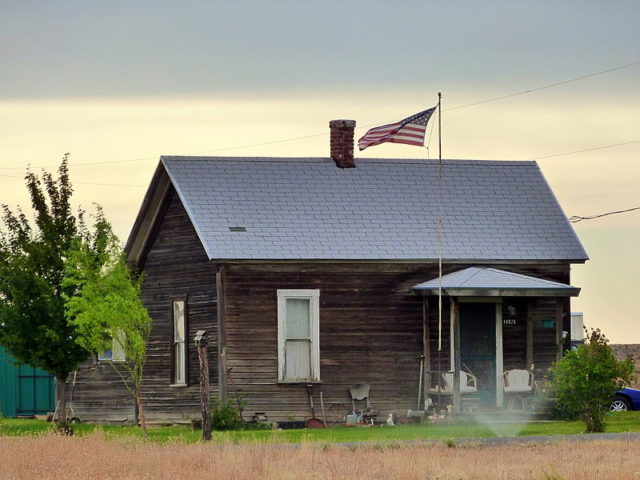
[69,120,587,424]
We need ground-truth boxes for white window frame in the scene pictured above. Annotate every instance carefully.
[172,300,187,386]
[98,328,126,362]
[277,289,320,383]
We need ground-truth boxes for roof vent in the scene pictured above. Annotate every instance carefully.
[228,226,247,232]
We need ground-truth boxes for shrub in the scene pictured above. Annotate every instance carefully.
[210,398,244,431]
[551,328,635,432]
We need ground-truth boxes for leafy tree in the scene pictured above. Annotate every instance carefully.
[0,155,111,423]
[551,328,635,432]
[64,230,152,435]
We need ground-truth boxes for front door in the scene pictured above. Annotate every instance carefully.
[459,303,496,406]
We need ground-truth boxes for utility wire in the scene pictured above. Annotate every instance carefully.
[445,59,640,112]
[0,172,144,188]
[0,59,638,173]
[0,133,328,171]
[570,206,640,223]
[1,136,637,187]
[528,139,640,161]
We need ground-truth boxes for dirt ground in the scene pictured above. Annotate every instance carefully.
[1,433,638,480]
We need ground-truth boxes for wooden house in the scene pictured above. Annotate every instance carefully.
[69,120,587,424]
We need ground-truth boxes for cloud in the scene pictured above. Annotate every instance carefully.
[2,1,639,98]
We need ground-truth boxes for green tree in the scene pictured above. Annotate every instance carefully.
[64,230,152,435]
[0,155,110,423]
[551,328,635,432]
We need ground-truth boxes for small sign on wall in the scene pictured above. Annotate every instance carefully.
[503,318,517,325]
[542,318,555,329]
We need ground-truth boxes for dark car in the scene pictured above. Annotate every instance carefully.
[610,387,640,412]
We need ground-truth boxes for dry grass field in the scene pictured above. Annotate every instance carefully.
[0,433,639,480]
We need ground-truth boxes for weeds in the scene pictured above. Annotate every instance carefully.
[210,398,244,431]
[52,421,75,436]
[542,470,567,480]
[443,437,457,448]
[0,434,637,479]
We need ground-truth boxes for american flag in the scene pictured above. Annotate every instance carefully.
[358,106,437,151]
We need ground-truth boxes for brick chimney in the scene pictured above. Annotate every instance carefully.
[329,119,356,168]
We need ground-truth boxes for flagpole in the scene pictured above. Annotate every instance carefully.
[437,91,443,353]
[436,92,443,417]
[438,92,442,163]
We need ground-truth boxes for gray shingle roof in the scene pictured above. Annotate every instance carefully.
[161,156,588,261]
[412,267,580,296]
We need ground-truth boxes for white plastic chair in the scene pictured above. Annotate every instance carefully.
[503,369,534,393]
[349,383,372,411]
[442,371,478,393]
[503,369,534,410]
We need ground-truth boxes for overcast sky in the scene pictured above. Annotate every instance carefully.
[1,0,639,342]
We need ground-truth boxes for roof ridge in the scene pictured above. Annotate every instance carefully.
[461,266,485,286]
[161,156,536,166]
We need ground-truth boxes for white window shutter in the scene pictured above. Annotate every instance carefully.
[112,329,126,362]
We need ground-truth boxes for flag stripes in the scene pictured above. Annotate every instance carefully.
[358,106,437,151]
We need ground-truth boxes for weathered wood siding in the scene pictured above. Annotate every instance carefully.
[502,298,528,371]
[530,298,563,372]
[222,262,572,422]
[66,358,135,423]
[72,188,218,424]
[222,263,423,423]
[140,189,218,424]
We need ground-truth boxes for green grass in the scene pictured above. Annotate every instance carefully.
[1,412,639,445]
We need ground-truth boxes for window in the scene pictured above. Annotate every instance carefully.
[98,329,126,362]
[172,300,187,385]
[277,289,320,382]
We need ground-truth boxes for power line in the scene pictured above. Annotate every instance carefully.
[1,136,637,187]
[0,173,144,188]
[570,206,640,223]
[0,59,638,172]
[445,59,640,111]
[0,135,328,172]
[527,139,640,161]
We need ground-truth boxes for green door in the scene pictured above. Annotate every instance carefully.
[459,303,496,406]
[0,347,55,417]
[17,363,55,416]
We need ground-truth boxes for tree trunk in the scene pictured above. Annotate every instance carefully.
[55,376,67,424]
[135,387,148,438]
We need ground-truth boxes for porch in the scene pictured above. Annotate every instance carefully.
[412,267,580,415]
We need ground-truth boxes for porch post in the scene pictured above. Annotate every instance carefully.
[422,298,430,408]
[526,299,534,370]
[451,297,461,415]
[555,298,563,361]
[495,303,504,408]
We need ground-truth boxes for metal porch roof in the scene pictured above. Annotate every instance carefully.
[411,267,580,297]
